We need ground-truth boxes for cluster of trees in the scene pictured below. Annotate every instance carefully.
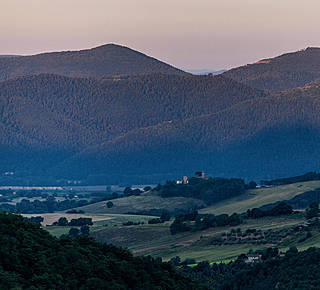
[24,216,44,225]
[155,177,246,205]
[52,217,93,227]
[68,225,90,237]
[148,211,171,224]
[0,196,89,214]
[181,246,320,289]
[123,187,143,197]
[0,213,201,289]
[246,201,293,218]
[306,202,320,219]
[210,227,294,246]
[170,211,242,235]
[170,202,295,235]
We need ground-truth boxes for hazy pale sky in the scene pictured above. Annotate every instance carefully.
[1,0,320,70]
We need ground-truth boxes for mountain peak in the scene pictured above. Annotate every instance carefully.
[0,44,185,81]
[223,47,320,92]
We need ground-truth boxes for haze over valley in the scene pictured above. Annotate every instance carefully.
[2,1,320,288]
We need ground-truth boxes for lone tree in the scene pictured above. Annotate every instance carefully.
[106,201,114,208]
[57,217,68,226]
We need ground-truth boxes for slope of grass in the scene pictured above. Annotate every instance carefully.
[77,192,205,215]
[35,212,156,237]
[91,214,306,262]
[199,180,320,215]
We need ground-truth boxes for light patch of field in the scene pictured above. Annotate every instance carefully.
[157,244,264,263]
[42,213,157,237]
[77,192,205,215]
[22,213,112,226]
[200,180,320,215]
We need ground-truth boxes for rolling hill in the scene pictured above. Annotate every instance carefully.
[223,47,320,92]
[0,213,201,289]
[0,73,264,182]
[0,43,185,81]
[55,84,320,181]
[0,45,320,184]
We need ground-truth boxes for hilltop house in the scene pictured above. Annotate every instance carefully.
[245,253,262,263]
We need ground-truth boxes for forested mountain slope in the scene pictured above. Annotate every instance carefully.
[57,84,320,181]
[0,73,264,179]
[223,47,320,92]
[0,44,185,81]
[0,213,202,289]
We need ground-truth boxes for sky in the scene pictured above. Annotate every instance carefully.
[1,0,320,70]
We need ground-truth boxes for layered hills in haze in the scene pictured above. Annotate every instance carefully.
[0,44,319,184]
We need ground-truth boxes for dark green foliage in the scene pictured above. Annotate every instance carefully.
[106,201,114,208]
[0,213,203,289]
[246,181,257,189]
[0,196,88,214]
[57,217,68,226]
[247,202,293,218]
[306,202,319,219]
[123,187,142,197]
[69,218,93,226]
[24,216,44,224]
[157,177,246,205]
[160,210,171,221]
[52,217,93,227]
[148,218,164,224]
[80,225,90,236]
[68,227,80,237]
[182,247,320,289]
[170,211,242,234]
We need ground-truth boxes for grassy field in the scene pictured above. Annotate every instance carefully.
[200,180,320,215]
[90,214,307,263]
[30,180,320,263]
[37,212,157,237]
[77,192,205,215]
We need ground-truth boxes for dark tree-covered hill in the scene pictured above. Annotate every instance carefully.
[183,247,320,289]
[0,73,264,181]
[223,47,320,92]
[0,43,185,81]
[57,84,320,181]
[0,212,204,289]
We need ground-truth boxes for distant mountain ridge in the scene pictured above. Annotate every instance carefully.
[0,44,185,81]
[0,72,264,183]
[55,84,320,181]
[223,47,320,92]
[185,69,226,75]
[0,45,319,184]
